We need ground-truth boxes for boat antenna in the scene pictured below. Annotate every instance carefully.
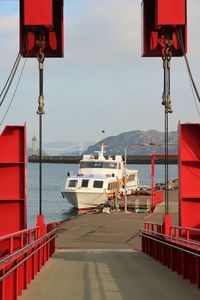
[94,130,106,158]
[124,147,127,213]
[95,130,105,159]
[101,130,105,143]
[101,130,105,154]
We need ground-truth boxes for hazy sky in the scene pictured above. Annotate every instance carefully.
[0,0,200,143]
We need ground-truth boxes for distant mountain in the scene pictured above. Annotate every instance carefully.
[28,130,177,156]
[85,130,177,155]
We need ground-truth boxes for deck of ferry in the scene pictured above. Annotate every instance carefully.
[19,190,200,300]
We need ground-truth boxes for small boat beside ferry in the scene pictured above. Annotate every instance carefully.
[61,136,139,210]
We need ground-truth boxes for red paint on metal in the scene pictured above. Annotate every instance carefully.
[37,215,45,227]
[20,0,64,57]
[142,222,200,288]
[142,125,200,287]
[78,207,97,211]
[0,125,26,237]
[179,123,200,230]
[0,223,57,299]
[36,215,47,237]
[151,154,155,209]
[24,0,53,26]
[142,0,187,57]
[153,190,163,208]
[163,214,171,235]
[157,0,186,25]
[150,153,176,211]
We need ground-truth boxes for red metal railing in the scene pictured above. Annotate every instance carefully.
[151,190,163,211]
[0,223,57,299]
[141,222,200,288]
[150,153,177,211]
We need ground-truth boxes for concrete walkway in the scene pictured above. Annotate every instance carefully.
[56,212,145,250]
[19,190,200,299]
[20,249,200,300]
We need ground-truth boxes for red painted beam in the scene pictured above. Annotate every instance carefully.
[142,0,187,57]
[20,0,64,57]
[0,125,26,237]
[179,123,200,230]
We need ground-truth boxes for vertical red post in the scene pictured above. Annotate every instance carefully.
[151,153,177,212]
[0,126,26,236]
[163,214,171,235]
[179,123,200,235]
[151,154,155,210]
[36,215,46,237]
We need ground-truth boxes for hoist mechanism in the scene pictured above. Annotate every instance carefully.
[20,0,64,58]
[36,41,45,216]
[162,39,172,113]
[142,0,188,216]
[37,40,45,116]
[161,37,173,215]
[142,0,187,57]
[19,0,64,217]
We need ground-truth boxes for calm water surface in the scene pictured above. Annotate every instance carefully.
[27,163,178,227]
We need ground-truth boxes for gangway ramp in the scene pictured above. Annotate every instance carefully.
[19,212,200,300]
[19,249,200,300]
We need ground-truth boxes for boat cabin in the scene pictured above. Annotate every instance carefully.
[66,176,119,193]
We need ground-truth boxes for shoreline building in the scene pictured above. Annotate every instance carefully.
[31,135,38,156]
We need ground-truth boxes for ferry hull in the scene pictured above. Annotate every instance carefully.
[62,191,108,210]
[61,139,139,211]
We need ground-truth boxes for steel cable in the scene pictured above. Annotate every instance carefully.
[0,32,29,108]
[0,53,22,107]
[0,56,27,126]
[177,28,200,104]
[0,52,21,98]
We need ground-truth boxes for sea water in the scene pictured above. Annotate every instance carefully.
[27,163,178,227]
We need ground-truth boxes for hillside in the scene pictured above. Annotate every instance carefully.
[85,130,177,155]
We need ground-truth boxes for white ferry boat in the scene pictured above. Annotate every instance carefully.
[61,138,139,210]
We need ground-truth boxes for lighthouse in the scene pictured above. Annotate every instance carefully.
[31,135,38,156]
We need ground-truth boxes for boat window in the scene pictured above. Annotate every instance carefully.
[93,181,103,188]
[128,174,135,181]
[106,162,117,169]
[80,162,117,169]
[81,179,89,188]
[68,180,78,188]
[108,182,118,190]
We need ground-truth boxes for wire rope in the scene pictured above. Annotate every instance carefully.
[177,28,200,104]
[0,56,27,126]
[0,52,21,98]
[0,53,22,107]
[188,75,200,118]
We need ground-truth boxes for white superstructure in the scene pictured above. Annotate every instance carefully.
[61,137,139,210]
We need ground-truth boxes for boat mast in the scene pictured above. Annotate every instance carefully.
[124,147,127,213]
[98,130,105,160]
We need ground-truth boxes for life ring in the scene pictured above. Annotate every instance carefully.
[117,191,123,199]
